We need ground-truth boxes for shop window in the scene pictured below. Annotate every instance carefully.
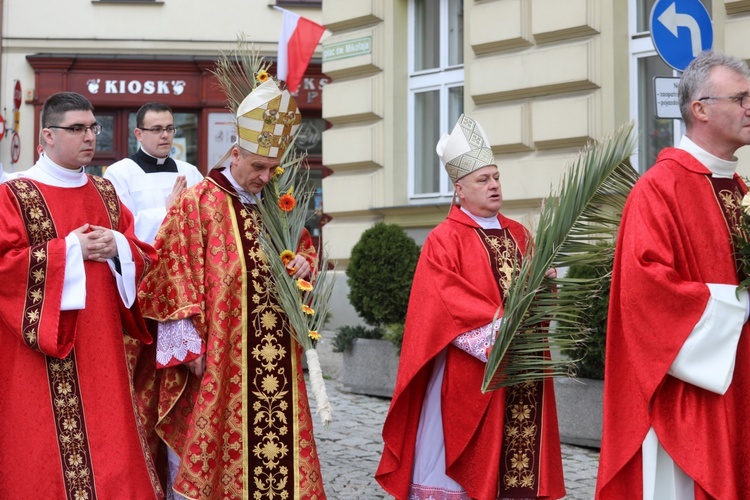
[128,111,198,166]
[408,0,464,202]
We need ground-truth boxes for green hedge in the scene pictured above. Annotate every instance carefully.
[346,223,420,326]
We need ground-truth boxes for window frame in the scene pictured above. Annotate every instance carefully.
[628,0,683,174]
[407,0,464,203]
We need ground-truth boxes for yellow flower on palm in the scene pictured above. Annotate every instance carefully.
[256,69,269,84]
[301,304,315,315]
[308,330,321,340]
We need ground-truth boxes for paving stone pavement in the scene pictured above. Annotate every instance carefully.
[310,338,600,499]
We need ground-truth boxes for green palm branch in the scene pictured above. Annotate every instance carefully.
[212,33,271,116]
[482,121,639,391]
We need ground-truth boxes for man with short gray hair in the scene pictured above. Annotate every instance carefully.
[597,51,750,498]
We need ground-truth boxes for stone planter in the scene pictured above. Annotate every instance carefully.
[554,377,603,449]
[342,338,399,398]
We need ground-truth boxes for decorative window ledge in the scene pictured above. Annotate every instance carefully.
[92,0,164,5]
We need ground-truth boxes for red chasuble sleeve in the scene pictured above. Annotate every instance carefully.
[597,148,750,499]
[377,207,564,500]
[0,185,72,357]
[138,182,211,334]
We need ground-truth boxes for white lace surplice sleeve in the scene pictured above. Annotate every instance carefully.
[451,319,502,363]
[156,318,203,367]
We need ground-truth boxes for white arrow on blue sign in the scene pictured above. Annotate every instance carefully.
[650,0,713,72]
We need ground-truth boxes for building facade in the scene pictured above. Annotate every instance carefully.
[320,0,750,263]
[1,0,327,241]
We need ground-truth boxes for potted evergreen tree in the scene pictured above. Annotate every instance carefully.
[554,246,611,448]
[334,223,420,397]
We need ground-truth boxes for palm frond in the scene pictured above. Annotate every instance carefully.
[212,33,271,115]
[482,121,639,391]
[251,147,336,425]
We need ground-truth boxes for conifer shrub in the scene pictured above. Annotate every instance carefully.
[561,246,612,380]
[333,223,420,352]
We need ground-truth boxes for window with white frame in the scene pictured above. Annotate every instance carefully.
[629,0,712,173]
[409,0,464,201]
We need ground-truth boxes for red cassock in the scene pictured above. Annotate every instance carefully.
[376,206,565,500]
[596,148,750,499]
[0,176,162,499]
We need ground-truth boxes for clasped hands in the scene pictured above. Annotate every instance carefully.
[72,223,118,262]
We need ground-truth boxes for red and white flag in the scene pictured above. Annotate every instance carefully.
[274,6,326,94]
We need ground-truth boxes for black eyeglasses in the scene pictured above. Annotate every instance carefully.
[698,95,750,110]
[140,126,179,135]
[47,124,102,135]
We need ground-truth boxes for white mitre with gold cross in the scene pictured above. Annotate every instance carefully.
[436,114,495,183]
[236,78,302,159]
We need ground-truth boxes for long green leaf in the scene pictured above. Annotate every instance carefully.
[482,122,639,391]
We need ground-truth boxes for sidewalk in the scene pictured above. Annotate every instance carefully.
[310,337,600,499]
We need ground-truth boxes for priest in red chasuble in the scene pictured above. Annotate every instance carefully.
[376,114,565,500]
[596,51,750,499]
[0,92,162,499]
[138,68,325,499]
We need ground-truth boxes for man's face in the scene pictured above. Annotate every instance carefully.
[700,66,750,156]
[134,110,175,158]
[44,110,97,170]
[455,164,503,217]
[230,147,280,195]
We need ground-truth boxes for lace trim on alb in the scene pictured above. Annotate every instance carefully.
[408,483,469,500]
[451,319,501,363]
[156,318,202,366]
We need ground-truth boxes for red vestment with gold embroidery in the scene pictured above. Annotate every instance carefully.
[138,168,325,500]
[376,206,565,500]
[597,148,750,499]
[0,176,162,500]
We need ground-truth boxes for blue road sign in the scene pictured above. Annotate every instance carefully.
[650,0,713,72]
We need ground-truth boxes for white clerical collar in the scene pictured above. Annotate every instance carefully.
[222,167,259,205]
[679,135,738,178]
[139,146,169,165]
[24,153,88,187]
[461,206,502,230]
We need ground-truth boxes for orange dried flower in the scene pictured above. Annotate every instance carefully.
[301,304,315,315]
[296,278,313,292]
[279,193,296,212]
[280,250,295,266]
[308,330,321,341]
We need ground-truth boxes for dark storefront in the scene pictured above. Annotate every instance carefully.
[26,54,330,245]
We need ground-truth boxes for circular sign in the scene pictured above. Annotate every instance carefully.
[10,132,20,163]
[650,0,713,72]
[13,81,22,110]
[0,115,6,141]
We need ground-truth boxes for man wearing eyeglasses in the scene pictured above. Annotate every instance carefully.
[104,102,203,245]
[0,91,163,498]
[597,51,750,499]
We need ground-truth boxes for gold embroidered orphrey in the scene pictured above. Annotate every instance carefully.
[7,177,99,500]
[474,226,543,497]
[708,177,745,279]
